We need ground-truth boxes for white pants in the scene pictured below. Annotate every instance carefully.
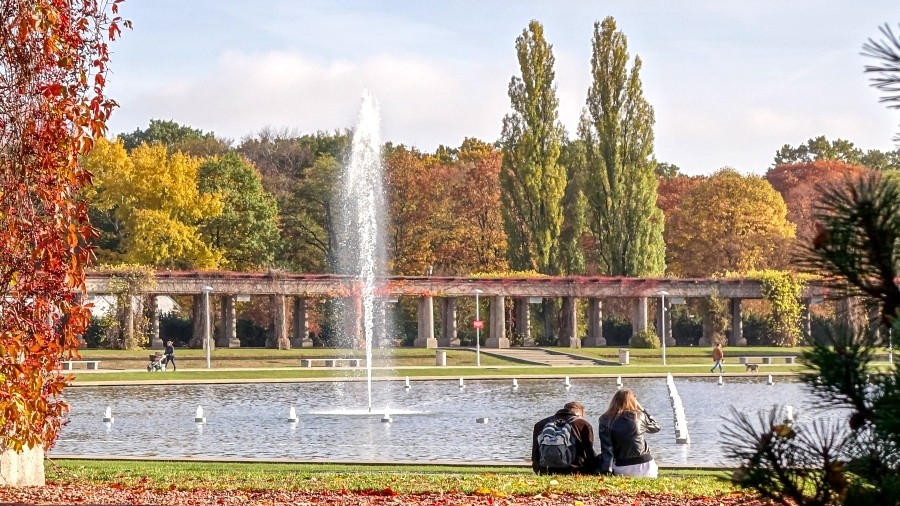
[612,459,658,478]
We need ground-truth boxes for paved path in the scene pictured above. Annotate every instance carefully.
[478,347,616,366]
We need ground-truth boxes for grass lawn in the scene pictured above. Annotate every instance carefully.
[69,364,804,383]
[46,459,740,497]
[64,346,811,383]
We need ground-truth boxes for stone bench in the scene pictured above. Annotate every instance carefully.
[300,358,364,368]
[61,360,101,370]
[738,356,796,365]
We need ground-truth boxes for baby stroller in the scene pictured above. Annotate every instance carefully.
[147,353,166,372]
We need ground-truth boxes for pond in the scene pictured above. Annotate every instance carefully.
[52,377,839,466]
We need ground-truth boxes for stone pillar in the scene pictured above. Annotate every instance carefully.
[654,299,676,346]
[219,295,239,347]
[123,295,135,348]
[868,303,883,342]
[149,295,163,349]
[801,299,812,343]
[631,297,648,336]
[414,296,437,348]
[0,446,45,486]
[292,297,312,348]
[837,297,864,335]
[584,298,606,346]
[438,297,459,347]
[513,297,533,347]
[487,295,510,348]
[559,296,580,348]
[731,298,746,346]
[269,294,289,349]
[191,294,205,349]
[699,302,712,347]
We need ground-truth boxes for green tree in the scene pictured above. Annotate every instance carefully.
[239,129,350,272]
[773,135,900,171]
[578,16,665,276]
[556,140,587,274]
[282,154,342,272]
[119,119,230,157]
[655,161,682,179]
[198,153,280,270]
[499,20,567,275]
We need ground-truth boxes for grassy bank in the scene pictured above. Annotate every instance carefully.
[66,346,809,383]
[69,364,804,383]
[47,459,739,497]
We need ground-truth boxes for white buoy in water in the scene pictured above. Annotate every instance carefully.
[381,413,392,423]
[194,406,206,423]
[718,375,724,386]
[784,405,794,424]
[512,378,518,389]
[476,417,489,424]
[102,406,114,423]
[564,376,571,388]
[405,376,411,389]
[287,406,298,423]
[767,375,774,385]
[616,376,623,388]
[459,377,465,389]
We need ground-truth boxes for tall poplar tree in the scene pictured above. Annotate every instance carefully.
[578,17,665,276]
[500,20,567,275]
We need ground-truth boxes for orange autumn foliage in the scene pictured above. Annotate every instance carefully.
[0,1,126,451]
[765,160,872,244]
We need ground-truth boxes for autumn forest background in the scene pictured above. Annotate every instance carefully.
[82,19,900,350]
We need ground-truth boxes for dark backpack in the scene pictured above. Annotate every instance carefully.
[538,417,577,469]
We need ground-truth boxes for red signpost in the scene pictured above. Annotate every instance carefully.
[473,320,484,329]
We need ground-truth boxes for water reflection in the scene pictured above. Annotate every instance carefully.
[53,377,842,466]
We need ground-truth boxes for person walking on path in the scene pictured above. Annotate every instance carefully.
[597,389,661,477]
[710,342,724,373]
[164,340,176,371]
[531,401,598,475]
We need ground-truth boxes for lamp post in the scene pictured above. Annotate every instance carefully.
[657,290,669,366]
[201,285,213,369]
[474,289,483,367]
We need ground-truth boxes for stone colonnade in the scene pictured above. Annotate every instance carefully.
[139,292,815,350]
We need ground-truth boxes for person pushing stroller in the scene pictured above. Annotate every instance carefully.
[147,352,166,372]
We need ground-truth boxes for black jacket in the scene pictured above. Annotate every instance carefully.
[531,408,598,475]
[164,344,174,356]
[597,410,660,473]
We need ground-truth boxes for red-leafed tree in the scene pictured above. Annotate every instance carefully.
[0,0,125,470]
[657,174,703,274]
[765,160,871,243]
[385,146,439,275]
[435,138,508,275]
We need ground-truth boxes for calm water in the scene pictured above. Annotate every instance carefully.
[53,377,840,466]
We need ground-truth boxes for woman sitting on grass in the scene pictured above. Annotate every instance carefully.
[597,388,661,478]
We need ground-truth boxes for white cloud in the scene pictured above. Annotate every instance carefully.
[108,50,511,149]
[744,109,809,138]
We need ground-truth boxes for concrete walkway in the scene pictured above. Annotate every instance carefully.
[478,348,616,366]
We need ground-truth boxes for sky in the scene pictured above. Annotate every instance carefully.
[105,1,900,176]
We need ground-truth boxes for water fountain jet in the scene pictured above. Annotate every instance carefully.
[336,90,389,414]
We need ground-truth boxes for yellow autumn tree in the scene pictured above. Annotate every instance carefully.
[667,168,795,277]
[82,138,224,268]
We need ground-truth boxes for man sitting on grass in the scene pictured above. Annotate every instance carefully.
[531,401,598,475]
